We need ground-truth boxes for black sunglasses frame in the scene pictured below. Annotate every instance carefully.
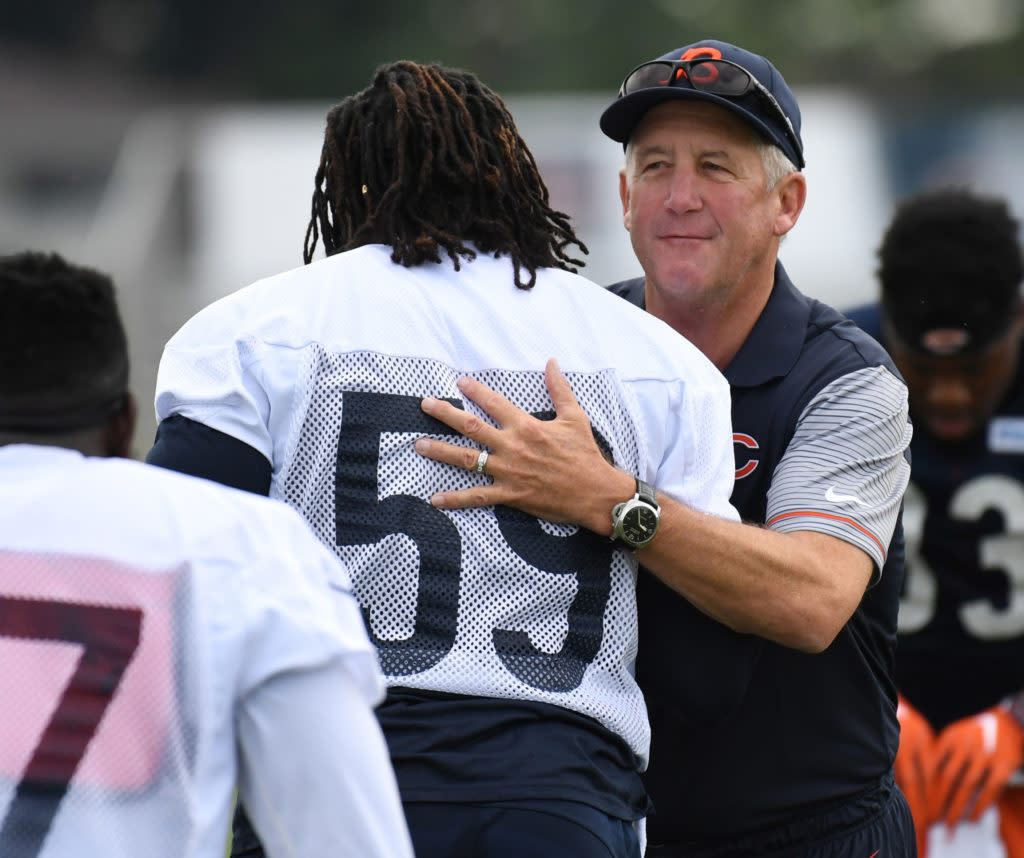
[618,58,804,168]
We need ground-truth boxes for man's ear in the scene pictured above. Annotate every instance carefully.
[104,392,137,458]
[773,171,807,238]
[619,167,631,232]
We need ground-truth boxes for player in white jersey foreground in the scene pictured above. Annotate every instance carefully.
[0,251,413,858]
[147,59,740,857]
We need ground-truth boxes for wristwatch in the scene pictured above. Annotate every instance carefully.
[610,478,661,550]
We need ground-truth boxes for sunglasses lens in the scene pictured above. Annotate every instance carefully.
[622,60,753,99]
[622,62,676,95]
[686,61,750,97]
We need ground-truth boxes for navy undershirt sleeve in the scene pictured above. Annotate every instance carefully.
[146,413,272,496]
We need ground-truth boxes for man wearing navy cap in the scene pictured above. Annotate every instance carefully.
[416,39,917,856]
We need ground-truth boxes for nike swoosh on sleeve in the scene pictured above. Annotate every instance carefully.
[825,486,868,506]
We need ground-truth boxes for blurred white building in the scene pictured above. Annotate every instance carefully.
[6,75,1018,449]
[180,90,892,312]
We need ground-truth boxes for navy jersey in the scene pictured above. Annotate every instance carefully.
[847,302,1024,730]
[615,266,911,850]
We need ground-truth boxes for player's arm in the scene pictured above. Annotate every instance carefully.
[416,359,906,653]
[147,414,272,495]
[235,513,414,858]
[147,303,282,494]
[237,663,413,858]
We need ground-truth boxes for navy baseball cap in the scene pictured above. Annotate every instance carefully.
[600,39,805,169]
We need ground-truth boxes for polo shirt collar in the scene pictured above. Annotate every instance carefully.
[724,261,811,388]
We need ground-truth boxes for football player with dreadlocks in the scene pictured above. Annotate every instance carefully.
[147,60,740,858]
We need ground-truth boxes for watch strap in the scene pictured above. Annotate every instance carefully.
[635,478,658,508]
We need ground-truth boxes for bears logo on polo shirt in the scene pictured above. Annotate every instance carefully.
[734,432,759,479]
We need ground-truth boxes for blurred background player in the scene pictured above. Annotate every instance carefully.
[145,58,740,858]
[0,250,413,858]
[846,187,1024,858]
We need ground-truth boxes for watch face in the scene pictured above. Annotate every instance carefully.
[622,506,658,545]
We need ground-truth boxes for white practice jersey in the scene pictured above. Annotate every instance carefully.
[0,445,413,858]
[154,245,739,763]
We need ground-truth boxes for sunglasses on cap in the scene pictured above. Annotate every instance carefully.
[618,58,804,167]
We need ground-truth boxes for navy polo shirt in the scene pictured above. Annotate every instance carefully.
[614,265,910,849]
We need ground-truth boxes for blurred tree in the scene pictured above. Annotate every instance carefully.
[3,0,1023,101]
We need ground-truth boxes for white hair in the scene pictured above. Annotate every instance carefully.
[758,141,798,191]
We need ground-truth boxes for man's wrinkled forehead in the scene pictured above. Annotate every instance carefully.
[625,98,760,153]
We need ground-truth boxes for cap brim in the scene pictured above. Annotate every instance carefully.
[600,87,800,167]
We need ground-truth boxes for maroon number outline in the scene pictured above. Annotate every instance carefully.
[0,596,142,857]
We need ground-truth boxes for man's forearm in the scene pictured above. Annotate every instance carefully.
[638,495,873,652]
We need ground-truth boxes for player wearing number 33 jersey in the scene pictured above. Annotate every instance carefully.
[147,60,739,857]
[846,188,1024,858]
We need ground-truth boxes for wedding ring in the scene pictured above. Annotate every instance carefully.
[475,450,489,474]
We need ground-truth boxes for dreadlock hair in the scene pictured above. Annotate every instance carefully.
[303,60,588,290]
[878,187,1023,353]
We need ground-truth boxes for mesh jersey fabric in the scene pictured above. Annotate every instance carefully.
[0,444,412,858]
[152,244,740,766]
